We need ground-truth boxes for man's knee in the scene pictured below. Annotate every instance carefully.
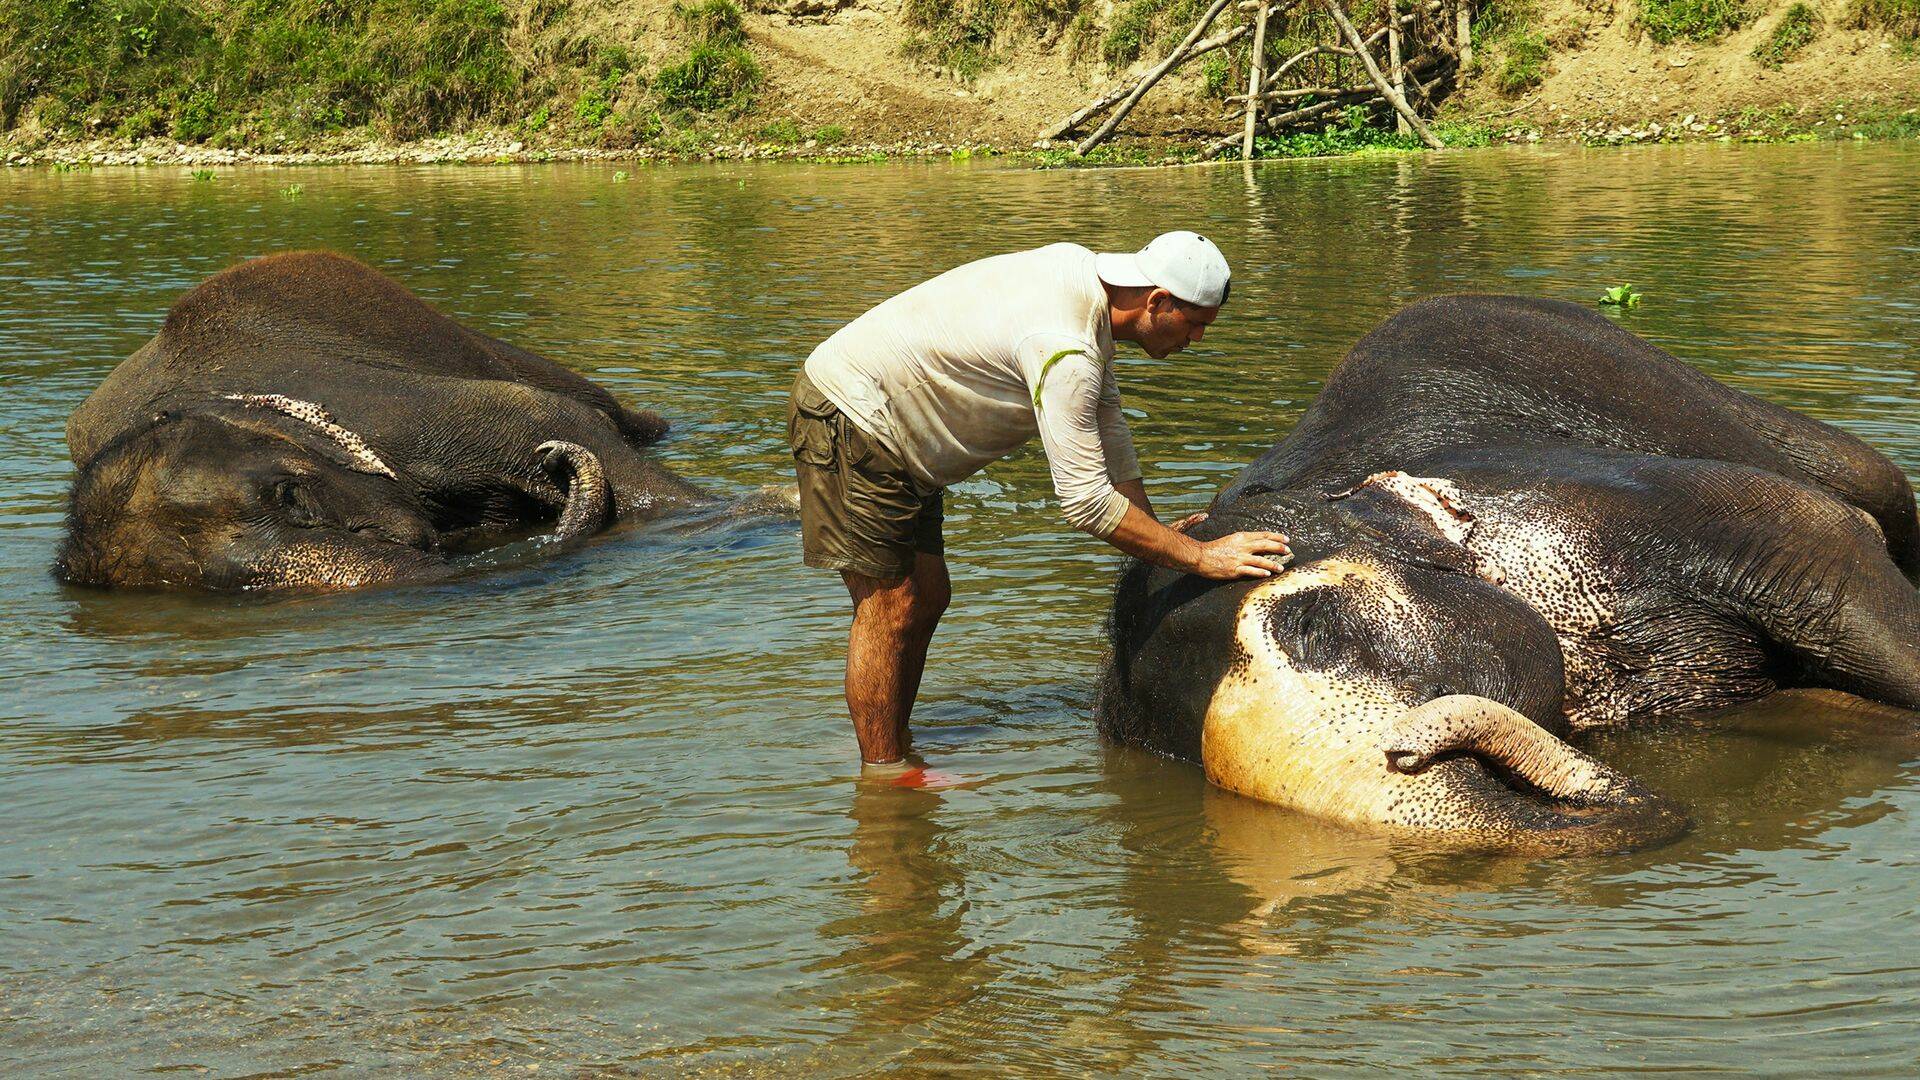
[848,568,947,639]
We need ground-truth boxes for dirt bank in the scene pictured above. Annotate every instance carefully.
[2,0,1914,164]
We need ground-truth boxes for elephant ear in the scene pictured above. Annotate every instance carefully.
[1325,472,1504,585]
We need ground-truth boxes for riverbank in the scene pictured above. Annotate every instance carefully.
[3,0,1915,168]
[7,97,1917,169]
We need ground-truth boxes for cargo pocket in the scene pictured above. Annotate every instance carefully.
[789,386,839,469]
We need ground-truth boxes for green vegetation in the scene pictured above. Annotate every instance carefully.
[1752,3,1819,66]
[279,183,304,198]
[1497,32,1549,93]
[654,0,760,115]
[613,169,630,181]
[1599,284,1643,307]
[1471,0,1549,95]
[1636,0,1750,44]
[757,117,805,144]
[1101,0,1211,69]
[1847,0,1920,39]
[1200,52,1234,97]
[812,124,848,143]
[189,168,214,180]
[1,0,523,142]
[902,0,1082,80]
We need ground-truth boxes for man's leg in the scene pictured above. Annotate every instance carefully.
[842,552,951,764]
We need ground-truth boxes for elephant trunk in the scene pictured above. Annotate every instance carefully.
[1384,695,1690,854]
[537,440,611,540]
[1386,695,1639,803]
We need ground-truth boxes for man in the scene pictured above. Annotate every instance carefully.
[788,231,1292,770]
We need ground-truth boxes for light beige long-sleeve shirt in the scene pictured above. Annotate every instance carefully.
[802,243,1143,537]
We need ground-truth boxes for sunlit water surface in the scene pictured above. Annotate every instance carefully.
[3,144,1919,1075]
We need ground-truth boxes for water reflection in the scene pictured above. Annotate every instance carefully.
[4,144,1920,1073]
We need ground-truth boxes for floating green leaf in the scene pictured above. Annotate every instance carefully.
[1598,284,1643,308]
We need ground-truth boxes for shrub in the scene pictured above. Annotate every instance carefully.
[757,117,803,144]
[1497,31,1549,92]
[901,0,1082,78]
[674,0,748,45]
[651,0,759,114]
[1636,0,1750,43]
[1200,51,1233,97]
[0,0,525,141]
[1752,2,1819,66]
[1103,0,1169,68]
[811,123,848,142]
[1847,0,1920,37]
[654,42,760,114]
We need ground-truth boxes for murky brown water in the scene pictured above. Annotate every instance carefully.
[3,144,1919,1076]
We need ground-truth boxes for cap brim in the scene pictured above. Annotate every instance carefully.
[1095,252,1154,289]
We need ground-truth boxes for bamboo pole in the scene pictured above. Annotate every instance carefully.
[1387,0,1407,134]
[1322,0,1443,148]
[1037,22,1251,141]
[1076,0,1238,154]
[1241,0,1272,159]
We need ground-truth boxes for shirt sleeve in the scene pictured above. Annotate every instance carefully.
[1096,364,1143,486]
[1020,334,1133,538]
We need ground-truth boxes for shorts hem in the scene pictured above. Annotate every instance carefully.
[803,550,920,580]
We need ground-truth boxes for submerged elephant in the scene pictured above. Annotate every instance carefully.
[59,251,706,590]
[1098,295,1920,854]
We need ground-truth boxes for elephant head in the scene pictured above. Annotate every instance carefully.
[1099,487,1688,855]
[56,396,607,591]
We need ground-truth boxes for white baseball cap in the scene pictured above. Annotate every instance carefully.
[1095,230,1232,308]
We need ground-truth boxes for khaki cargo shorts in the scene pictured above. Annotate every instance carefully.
[788,371,944,580]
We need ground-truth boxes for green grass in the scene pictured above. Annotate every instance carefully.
[1497,32,1549,93]
[756,117,804,144]
[1,0,523,142]
[1636,0,1750,44]
[654,0,760,115]
[1752,3,1819,67]
[1848,0,1920,37]
[899,0,1083,80]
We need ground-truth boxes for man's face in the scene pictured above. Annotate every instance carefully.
[1141,290,1221,359]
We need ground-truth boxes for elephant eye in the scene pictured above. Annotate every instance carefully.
[270,478,320,526]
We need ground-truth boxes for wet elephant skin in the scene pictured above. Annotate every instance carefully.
[1098,294,1920,855]
[58,251,704,590]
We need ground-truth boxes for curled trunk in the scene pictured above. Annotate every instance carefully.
[537,440,611,541]
[1385,695,1690,854]
[1387,695,1638,802]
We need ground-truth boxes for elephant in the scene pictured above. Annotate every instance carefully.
[1097,294,1920,855]
[58,251,707,590]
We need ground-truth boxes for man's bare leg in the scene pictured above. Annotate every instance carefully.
[842,553,951,763]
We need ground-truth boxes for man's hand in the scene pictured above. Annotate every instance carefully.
[1104,502,1292,581]
[1192,531,1291,580]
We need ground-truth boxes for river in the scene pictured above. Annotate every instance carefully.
[3,144,1918,1075]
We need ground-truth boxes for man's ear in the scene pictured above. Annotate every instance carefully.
[1146,287,1176,314]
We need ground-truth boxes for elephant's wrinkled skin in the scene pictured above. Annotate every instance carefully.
[59,251,704,590]
[1098,295,1920,854]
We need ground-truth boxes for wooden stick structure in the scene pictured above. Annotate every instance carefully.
[1388,0,1407,135]
[1043,0,1461,158]
[1075,0,1239,155]
[1241,0,1271,160]
[1321,0,1444,147]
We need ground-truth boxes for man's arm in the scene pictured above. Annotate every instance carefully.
[1023,339,1288,579]
[1114,476,1154,518]
[1104,500,1289,580]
